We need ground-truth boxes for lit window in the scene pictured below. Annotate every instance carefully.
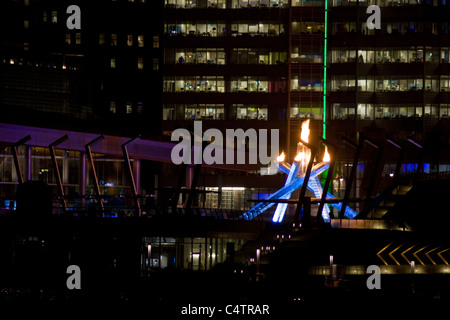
[24,43,29,51]
[110,57,116,69]
[51,11,57,23]
[138,57,144,69]
[137,102,143,113]
[43,11,48,22]
[24,20,29,29]
[110,102,116,113]
[127,35,133,46]
[99,33,105,45]
[111,34,117,46]
[126,103,133,114]
[138,35,144,47]
[65,33,71,45]
[153,36,159,48]
[75,33,81,45]
[153,58,159,70]
[24,0,30,6]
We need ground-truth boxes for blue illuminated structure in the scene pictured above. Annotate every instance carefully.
[242,159,358,223]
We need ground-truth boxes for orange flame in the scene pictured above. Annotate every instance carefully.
[276,151,286,162]
[294,152,304,162]
[300,119,310,143]
[323,146,330,162]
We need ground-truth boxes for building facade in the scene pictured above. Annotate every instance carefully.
[0,0,163,136]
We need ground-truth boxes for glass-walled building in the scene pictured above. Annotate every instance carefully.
[327,0,450,144]
[162,1,290,154]
[162,0,327,162]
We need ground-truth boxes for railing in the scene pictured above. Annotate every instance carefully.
[0,194,255,220]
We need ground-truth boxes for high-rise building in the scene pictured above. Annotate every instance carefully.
[0,0,163,136]
[327,0,450,147]
[161,0,328,161]
[162,0,290,151]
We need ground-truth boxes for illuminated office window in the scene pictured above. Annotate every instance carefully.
[126,103,133,114]
[292,0,323,6]
[99,33,105,45]
[234,104,268,120]
[51,11,57,23]
[24,20,29,29]
[290,103,322,120]
[357,104,374,120]
[110,102,117,113]
[163,105,175,120]
[138,57,144,69]
[441,48,450,63]
[138,35,144,47]
[165,22,226,37]
[291,21,324,35]
[65,33,71,45]
[75,33,81,45]
[127,35,133,46]
[153,58,159,70]
[153,36,159,48]
[332,103,356,120]
[110,57,116,69]
[111,34,118,46]
[441,76,450,92]
[440,104,450,119]
[184,104,225,120]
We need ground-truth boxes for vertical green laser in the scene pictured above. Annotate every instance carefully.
[323,0,328,139]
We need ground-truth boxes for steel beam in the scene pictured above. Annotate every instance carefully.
[49,135,69,213]
[122,136,141,216]
[318,140,337,222]
[172,164,186,209]
[11,135,31,185]
[185,164,202,211]
[85,135,105,214]
[294,140,317,225]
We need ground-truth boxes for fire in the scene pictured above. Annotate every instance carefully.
[323,146,330,162]
[294,152,304,162]
[276,151,286,162]
[300,119,310,143]
[294,152,311,163]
